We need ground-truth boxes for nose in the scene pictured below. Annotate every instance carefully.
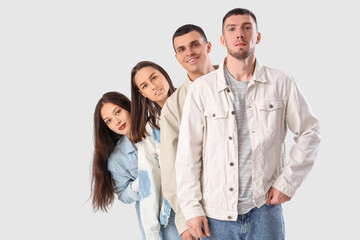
[237,29,244,39]
[150,80,157,90]
[185,47,195,56]
[114,116,121,125]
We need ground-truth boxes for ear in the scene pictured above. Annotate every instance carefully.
[256,32,261,44]
[220,35,226,47]
[207,42,212,53]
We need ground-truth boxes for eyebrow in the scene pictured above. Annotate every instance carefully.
[103,107,120,121]
[138,72,156,88]
[226,22,253,28]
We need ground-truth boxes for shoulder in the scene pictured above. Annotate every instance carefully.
[262,65,294,84]
[107,137,137,172]
[192,69,219,88]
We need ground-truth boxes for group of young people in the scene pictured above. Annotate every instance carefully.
[91,8,321,240]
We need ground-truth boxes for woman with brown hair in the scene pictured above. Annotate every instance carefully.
[91,91,145,239]
[130,61,182,239]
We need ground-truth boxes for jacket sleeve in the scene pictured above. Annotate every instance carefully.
[272,77,321,198]
[175,85,205,221]
[160,100,188,235]
[137,125,162,240]
[108,158,139,204]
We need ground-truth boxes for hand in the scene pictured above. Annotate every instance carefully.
[186,216,211,239]
[266,187,291,205]
[181,229,199,240]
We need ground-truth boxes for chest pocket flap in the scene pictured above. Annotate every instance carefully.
[256,99,283,111]
[204,107,228,119]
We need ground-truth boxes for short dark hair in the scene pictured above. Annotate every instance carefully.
[172,24,208,52]
[222,8,257,31]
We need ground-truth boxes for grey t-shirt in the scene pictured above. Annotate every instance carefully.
[224,66,256,214]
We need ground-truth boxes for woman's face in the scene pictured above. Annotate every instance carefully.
[134,66,170,107]
[100,102,131,137]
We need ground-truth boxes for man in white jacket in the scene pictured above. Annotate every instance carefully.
[175,8,321,239]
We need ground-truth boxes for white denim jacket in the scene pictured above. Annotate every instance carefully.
[137,122,171,240]
[175,58,321,221]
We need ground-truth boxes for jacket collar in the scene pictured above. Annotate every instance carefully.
[216,58,267,92]
[120,135,137,154]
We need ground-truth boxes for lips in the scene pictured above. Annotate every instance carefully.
[186,56,199,64]
[155,88,162,96]
[119,123,126,130]
[235,42,246,47]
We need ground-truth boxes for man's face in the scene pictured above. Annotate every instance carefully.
[174,31,211,76]
[221,14,261,60]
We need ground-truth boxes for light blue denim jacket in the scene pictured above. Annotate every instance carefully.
[137,122,172,240]
[107,136,145,240]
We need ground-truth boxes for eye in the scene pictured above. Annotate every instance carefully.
[151,75,157,80]
[244,26,252,30]
[229,27,235,32]
[177,48,184,53]
[115,109,121,115]
[105,119,111,124]
[141,84,148,89]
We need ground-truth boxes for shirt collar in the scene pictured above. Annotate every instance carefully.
[217,58,266,92]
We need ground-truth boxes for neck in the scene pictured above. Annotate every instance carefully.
[226,54,256,82]
[156,100,165,108]
[188,62,215,81]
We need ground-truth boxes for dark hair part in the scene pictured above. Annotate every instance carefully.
[222,8,258,31]
[172,24,208,52]
[130,61,176,143]
[91,91,131,212]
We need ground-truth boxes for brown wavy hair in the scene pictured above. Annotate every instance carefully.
[130,61,176,143]
[91,91,131,212]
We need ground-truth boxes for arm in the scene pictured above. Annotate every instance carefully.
[175,85,206,221]
[272,77,321,198]
[160,101,188,236]
[137,124,162,240]
[108,158,139,204]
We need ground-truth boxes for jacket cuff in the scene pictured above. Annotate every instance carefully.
[174,212,188,236]
[272,176,296,198]
[183,206,205,222]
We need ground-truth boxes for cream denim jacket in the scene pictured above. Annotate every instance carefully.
[175,58,321,221]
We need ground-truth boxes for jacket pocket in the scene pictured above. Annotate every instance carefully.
[255,99,284,133]
[204,107,228,141]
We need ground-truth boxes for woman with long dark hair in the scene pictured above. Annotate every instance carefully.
[130,61,182,239]
[91,92,145,239]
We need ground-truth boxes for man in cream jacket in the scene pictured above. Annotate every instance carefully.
[160,24,217,240]
[175,8,321,239]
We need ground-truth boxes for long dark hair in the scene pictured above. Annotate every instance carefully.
[130,61,176,143]
[91,91,131,212]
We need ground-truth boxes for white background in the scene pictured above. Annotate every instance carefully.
[1,0,359,239]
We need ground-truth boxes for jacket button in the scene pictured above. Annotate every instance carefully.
[227,216,232,219]
[227,89,230,92]
[231,111,235,115]
[230,162,234,166]
[213,113,216,117]
[229,136,232,140]
[229,187,234,191]
[269,104,273,108]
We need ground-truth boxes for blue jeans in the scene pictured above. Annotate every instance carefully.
[203,204,285,240]
[161,209,182,240]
